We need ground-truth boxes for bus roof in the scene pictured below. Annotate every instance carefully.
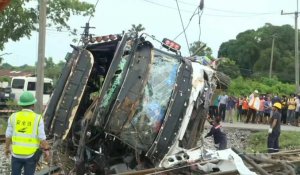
[11,76,53,82]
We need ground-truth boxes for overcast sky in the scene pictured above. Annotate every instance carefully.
[1,0,298,66]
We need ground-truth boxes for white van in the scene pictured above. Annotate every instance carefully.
[11,76,53,106]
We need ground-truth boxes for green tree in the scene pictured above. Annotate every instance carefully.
[45,57,55,69]
[228,76,295,96]
[13,64,34,73]
[45,59,65,84]
[218,23,296,82]
[254,24,295,82]
[128,24,145,36]
[0,76,11,83]
[0,62,13,69]
[217,58,240,79]
[218,29,259,77]
[189,41,213,58]
[0,0,94,50]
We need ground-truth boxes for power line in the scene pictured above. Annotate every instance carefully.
[173,6,199,41]
[175,0,191,56]
[143,0,278,18]
[46,28,70,33]
[173,0,277,15]
[205,7,276,15]
[143,0,192,13]
[203,13,277,18]
[88,0,100,23]
[198,10,203,42]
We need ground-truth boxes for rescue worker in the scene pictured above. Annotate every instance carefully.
[4,91,50,175]
[205,117,227,150]
[267,102,282,153]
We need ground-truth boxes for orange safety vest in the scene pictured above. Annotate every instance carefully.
[249,94,260,110]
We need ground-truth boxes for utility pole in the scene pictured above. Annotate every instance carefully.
[36,0,47,113]
[282,1,300,92]
[269,35,275,79]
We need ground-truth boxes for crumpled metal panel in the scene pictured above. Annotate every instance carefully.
[50,50,94,138]
[44,50,78,134]
[98,57,129,112]
[119,49,181,151]
[146,58,193,161]
[103,42,153,135]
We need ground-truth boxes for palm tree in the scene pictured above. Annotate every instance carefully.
[128,24,145,36]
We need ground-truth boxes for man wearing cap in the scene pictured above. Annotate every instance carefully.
[245,90,260,123]
[267,102,282,153]
[4,91,50,175]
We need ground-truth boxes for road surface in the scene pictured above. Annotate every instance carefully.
[220,121,300,132]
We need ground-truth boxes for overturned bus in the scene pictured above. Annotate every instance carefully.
[43,32,228,174]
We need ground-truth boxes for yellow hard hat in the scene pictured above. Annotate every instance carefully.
[273,102,282,110]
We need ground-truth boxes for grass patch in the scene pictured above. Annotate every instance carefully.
[246,131,300,153]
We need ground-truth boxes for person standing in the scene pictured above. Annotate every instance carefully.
[246,90,260,123]
[236,96,243,122]
[209,92,219,120]
[205,117,227,150]
[295,95,300,127]
[281,95,288,124]
[264,97,272,124]
[287,94,296,125]
[271,93,281,104]
[267,102,282,153]
[226,96,236,123]
[218,91,228,122]
[241,96,249,122]
[4,91,50,175]
[257,96,265,124]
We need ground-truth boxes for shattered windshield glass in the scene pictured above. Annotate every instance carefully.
[120,49,180,151]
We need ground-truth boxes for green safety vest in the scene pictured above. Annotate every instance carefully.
[10,111,42,156]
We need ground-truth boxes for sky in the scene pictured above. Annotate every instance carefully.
[1,0,299,66]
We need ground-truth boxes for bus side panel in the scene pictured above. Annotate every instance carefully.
[44,51,79,134]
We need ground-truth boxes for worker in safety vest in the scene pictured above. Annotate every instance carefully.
[245,90,260,123]
[4,91,50,175]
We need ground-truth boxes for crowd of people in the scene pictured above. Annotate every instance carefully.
[205,89,300,153]
[208,90,300,127]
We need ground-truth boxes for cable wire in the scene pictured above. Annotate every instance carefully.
[88,0,100,23]
[175,0,191,56]
[198,9,203,42]
[173,6,199,41]
[166,0,278,15]
[143,0,278,17]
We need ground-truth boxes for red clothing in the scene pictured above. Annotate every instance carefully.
[242,100,248,110]
[259,99,265,111]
